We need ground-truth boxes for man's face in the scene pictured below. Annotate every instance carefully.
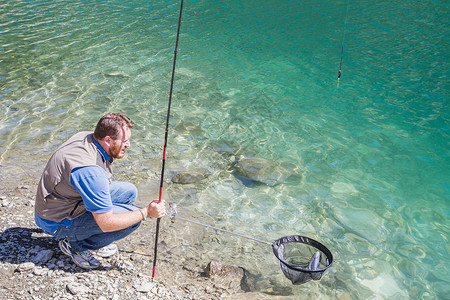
[109,126,131,159]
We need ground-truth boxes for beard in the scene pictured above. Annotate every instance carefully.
[110,140,126,159]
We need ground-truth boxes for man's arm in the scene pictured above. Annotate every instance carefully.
[70,166,166,233]
[92,200,165,232]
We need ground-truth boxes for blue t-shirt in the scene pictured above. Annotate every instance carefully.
[35,140,113,234]
[70,166,112,213]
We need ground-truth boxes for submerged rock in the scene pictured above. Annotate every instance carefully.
[103,71,130,79]
[233,157,299,186]
[172,169,207,184]
[331,182,358,194]
[173,121,204,136]
[210,140,247,157]
[205,261,245,291]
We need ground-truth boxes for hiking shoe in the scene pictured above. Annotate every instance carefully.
[94,244,118,258]
[58,239,100,269]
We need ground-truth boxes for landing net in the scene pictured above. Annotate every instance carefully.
[168,203,334,285]
[272,235,333,284]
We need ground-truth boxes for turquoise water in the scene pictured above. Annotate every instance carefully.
[1,0,449,298]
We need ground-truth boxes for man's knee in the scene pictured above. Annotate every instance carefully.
[125,182,138,202]
[110,181,138,204]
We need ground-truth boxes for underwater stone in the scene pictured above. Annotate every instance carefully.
[172,170,207,184]
[233,157,298,186]
[205,261,245,290]
[173,121,204,136]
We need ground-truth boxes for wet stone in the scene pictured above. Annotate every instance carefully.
[172,170,207,184]
[32,249,54,264]
[205,261,246,291]
[233,157,298,186]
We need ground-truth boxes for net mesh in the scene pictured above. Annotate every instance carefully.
[272,235,333,285]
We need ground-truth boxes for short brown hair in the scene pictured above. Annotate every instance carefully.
[94,113,134,140]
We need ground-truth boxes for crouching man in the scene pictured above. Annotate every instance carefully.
[35,113,165,269]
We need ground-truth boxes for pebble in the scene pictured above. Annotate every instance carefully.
[133,280,155,293]
[32,249,54,264]
[17,262,36,272]
[67,282,89,295]
[33,267,47,276]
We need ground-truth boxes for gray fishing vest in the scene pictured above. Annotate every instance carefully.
[35,131,113,222]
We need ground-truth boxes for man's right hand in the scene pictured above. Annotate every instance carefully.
[146,200,166,218]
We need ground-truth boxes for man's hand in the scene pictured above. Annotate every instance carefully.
[93,200,166,232]
[146,200,166,218]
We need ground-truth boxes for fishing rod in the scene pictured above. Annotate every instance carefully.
[337,0,350,88]
[337,45,343,88]
[152,0,185,278]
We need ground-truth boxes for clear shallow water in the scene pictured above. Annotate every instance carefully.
[1,0,449,298]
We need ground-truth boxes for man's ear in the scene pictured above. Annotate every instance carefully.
[103,136,113,148]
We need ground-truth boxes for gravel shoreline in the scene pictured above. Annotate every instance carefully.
[0,168,296,300]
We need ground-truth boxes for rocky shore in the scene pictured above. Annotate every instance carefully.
[0,171,296,300]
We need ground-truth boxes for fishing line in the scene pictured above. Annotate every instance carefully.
[337,0,350,88]
[152,0,184,278]
[166,203,333,285]
[171,214,272,245]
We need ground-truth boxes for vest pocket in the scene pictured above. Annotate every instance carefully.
[69,200,83,216]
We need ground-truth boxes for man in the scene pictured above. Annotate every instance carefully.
[35,113,166,269]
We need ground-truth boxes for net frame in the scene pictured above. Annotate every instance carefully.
[272,235,333,284]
